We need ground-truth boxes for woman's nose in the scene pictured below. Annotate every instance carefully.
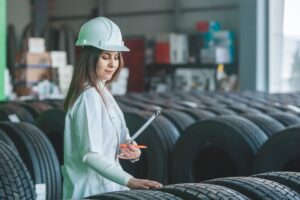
[109,59,117,68]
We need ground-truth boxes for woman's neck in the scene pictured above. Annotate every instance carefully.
[98,80,106,88]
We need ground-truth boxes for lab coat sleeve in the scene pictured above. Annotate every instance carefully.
[123,126,131,142]
[74,89,133,186]
[83,152,133,186]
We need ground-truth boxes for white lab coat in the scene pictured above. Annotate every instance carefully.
[62,82,133,199]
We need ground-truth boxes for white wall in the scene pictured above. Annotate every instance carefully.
[7,0,31,47]
[50,0,98,32]
[268,0,284,92]
[49,0,239,37]
[108,0,239,36]
[7,0,239,39]
[178,0,239,33]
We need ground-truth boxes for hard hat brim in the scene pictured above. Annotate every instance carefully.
[99,45,130,52]
[76,42,130,52]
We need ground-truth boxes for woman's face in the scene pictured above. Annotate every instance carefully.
[97,51,120,82]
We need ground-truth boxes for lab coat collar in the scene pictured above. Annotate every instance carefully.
[97,80,106,89]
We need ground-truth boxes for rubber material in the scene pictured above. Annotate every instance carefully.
[0,141,36,200]
[205,176,300,200]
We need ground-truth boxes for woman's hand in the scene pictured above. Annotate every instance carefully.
[118,142,141,160]
[127,178,163,189]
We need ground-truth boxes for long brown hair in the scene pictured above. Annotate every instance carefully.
[63,46,124,111]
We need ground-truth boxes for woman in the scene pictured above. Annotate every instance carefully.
[61,17,162,199]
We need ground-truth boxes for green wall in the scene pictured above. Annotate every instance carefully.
[0,0,6,100]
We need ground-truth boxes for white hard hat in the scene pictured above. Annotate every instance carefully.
[76,17,130,52]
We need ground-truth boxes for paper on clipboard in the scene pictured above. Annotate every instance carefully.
[126,110,161,144]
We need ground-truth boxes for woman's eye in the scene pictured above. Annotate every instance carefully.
[114,57,119,60]
[102,56,109,60]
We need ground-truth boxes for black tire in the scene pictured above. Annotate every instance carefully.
[58,24,75,65]
[0,129,17,151]
[249,104,282,113]
[86,192,144,200]
[203,107,236,115]
[202,102,228,108]
[205,176,300,200]
[117,102,140,113]
[121,110,180,184]
[253,124,300,173]
[227,105,262,114]
[7,24,17,78]
[160,183,250,200]
[268,113,300,127]
[127,190,183,200]
[171,116,268,183]
[35,108,66,165]
[179,108,216,121]
[42,24,60,51]
[253,171,300,194]
[0,122,61,200]
[0,141,36,200]
[161,109,195,133]
[86,190,183,200]
[44,99,64,109]
[19,101,53,119]
[116,98,161,112]
[0,104,34,123]
[242,114,285,137]
[20,23,33,51]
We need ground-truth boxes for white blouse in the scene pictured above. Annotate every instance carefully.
[62,82,132,199]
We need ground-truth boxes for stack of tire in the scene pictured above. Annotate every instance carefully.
[1,91,300,199]
[86,171,300,200]
[117,91,300,185]
[0,101,62,200]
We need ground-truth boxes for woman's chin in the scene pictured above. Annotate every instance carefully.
[101,76,112,82]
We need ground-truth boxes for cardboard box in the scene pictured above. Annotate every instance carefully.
[196,21,220,32]
[200,47,233,64]
[155,42,170,64]
[28,37,45,53]
[14,84,33,96]
[14,67,52,83]
[155,33,189,64]
[175,34,189,64]
[23,52,51,67]
[203,31,234,47]
[58,65,73,96]
[175,68,215,91]
[50,51,67,68]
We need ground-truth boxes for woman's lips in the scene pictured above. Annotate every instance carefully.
[105,70,114,74]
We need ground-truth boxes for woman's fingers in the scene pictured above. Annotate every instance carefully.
[120,145,141,160]
[127,144,139,152]
[120,148,131,155]
[118,151,138,160]
[117,155,126,159]
[127,178,163,189]
[139,180,162,189]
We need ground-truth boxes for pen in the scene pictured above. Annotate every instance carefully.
[119,144,148,149]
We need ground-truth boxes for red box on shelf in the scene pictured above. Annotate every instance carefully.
[196,21,209,32]
[155,42,170,64]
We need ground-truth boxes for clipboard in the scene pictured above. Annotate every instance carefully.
[120,110,161,148]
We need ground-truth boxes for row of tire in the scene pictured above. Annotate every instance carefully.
[0,101,62,200]
[86,171,300,199]
[116,92,300,185]
[1,91,300,199]
[90,91,300,199]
